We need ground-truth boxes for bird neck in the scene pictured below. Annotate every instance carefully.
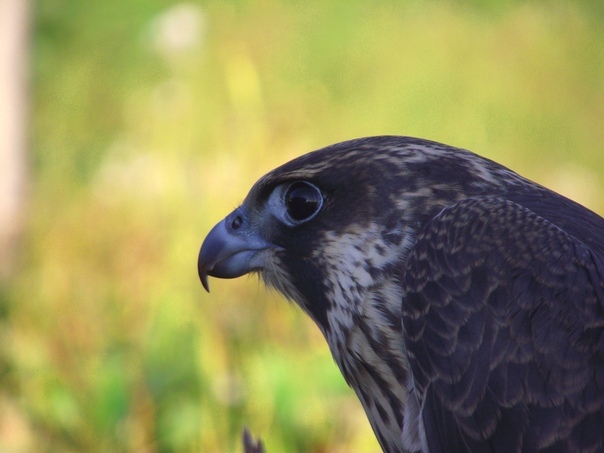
[324,278,417,452]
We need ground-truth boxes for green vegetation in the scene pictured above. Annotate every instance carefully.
[2,1,603,451]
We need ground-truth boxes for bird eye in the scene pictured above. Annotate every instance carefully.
[285,181,323,222]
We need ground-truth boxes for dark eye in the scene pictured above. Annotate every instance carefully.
[285,181,323,222]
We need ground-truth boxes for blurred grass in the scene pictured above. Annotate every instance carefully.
[1,0,603,451]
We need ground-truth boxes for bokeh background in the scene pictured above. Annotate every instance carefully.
[1,0,603,451]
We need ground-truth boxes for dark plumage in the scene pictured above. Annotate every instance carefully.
[198,136,604,452]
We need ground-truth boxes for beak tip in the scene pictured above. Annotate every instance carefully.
[199,268,211,293]
[202,278,210,293]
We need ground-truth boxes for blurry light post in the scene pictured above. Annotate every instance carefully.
[0,0,30,279]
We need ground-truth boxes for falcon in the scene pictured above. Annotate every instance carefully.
[198,136,604,452]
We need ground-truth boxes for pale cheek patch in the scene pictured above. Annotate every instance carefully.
[314,224,406,336]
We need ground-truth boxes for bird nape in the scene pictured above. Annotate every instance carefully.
[198,136,604,453]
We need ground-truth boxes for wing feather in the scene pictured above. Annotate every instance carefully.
[402,196,604,452]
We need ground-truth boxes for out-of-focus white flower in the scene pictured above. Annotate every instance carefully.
[149,3,206,60]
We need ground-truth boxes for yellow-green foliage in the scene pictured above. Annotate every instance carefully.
[2,1,603,451]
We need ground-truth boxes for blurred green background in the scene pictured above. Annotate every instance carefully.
[2,0,604,451]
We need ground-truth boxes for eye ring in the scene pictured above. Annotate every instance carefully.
[284,181,323,223]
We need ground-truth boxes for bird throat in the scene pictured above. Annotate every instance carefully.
[310,226,420,452]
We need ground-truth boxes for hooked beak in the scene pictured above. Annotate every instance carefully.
[198,208,270,292]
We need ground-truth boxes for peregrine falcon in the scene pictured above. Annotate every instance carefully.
[198,136,604,452]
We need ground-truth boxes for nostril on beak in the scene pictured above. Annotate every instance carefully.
[231,215,243,230]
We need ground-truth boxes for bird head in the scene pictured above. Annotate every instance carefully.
[198,136,512,337]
